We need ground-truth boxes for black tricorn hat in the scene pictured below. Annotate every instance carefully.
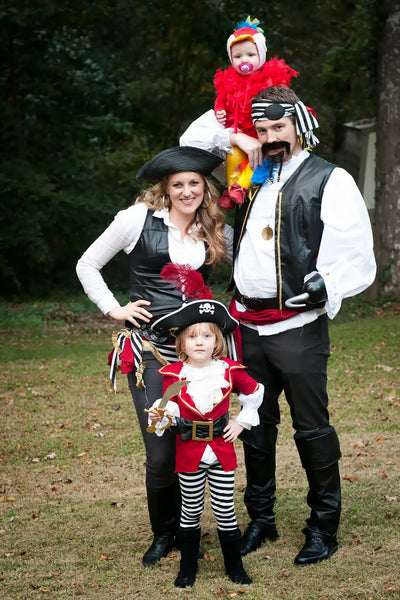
[151,299,239,338]
[136,146,224,181]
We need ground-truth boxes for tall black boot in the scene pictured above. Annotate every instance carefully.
[142,481,180,567]
[294,427,342,566]
[174,527,200,588]
[241,426,279,556]
[218,528,252,585]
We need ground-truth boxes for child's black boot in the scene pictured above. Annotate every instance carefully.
[174,527,201,588]
[218,528,252,584]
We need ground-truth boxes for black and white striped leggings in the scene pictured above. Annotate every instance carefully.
[178,461,238,531]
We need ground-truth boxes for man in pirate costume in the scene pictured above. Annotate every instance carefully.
[181,84,376,565]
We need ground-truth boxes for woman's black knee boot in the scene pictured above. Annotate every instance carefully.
[142,482,180,567]
[218,528,252,584]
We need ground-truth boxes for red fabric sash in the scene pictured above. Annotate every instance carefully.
[228,297,300,362]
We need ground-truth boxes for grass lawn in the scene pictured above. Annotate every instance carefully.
[0,298,399,600]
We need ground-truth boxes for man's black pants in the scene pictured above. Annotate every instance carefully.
[239,314,341,537]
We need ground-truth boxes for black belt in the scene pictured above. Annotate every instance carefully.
[234,290,280,311]
[175,413,229,442]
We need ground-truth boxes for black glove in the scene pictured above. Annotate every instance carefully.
[302,272,327,304]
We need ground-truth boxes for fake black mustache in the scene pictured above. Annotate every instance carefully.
[261,141,291,158]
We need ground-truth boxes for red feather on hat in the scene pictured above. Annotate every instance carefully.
[160,263,214,300]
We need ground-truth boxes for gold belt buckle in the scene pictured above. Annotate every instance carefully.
[192,420,213,441]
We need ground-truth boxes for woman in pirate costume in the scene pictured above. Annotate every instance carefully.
[76,146,232,567]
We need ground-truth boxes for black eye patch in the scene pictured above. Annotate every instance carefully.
[264,104,285,120]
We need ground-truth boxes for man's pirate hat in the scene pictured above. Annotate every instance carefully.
[151,264,238,337]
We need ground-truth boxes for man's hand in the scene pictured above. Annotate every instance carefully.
[229,132,263,171]
[302,272,327,304]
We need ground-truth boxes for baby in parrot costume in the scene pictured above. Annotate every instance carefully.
[213,16,298,207]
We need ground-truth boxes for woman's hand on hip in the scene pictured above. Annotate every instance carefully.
[107,300,152,327]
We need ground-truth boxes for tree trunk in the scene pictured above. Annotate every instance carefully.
[371,1,400,299]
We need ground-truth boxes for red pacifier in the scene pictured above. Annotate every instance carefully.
[239,62,254,74]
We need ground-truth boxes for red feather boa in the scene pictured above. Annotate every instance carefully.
[214,58,299,137]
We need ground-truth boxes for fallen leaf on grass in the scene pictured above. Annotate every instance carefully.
[281,569,290,577]
[352,440,368,449]
[99,555,113,561]
[343,474,359,482]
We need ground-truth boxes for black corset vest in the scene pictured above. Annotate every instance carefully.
[128,209,210,326]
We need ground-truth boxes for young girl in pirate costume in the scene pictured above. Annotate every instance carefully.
[147,265,263,588]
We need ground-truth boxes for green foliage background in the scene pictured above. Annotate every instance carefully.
[1,0,385,297]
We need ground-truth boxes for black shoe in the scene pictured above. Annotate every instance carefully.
[142,534,174,567]
[240,521,279,556]
[294,528,338,566]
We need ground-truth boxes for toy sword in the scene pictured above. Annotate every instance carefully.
[146,379,188,433]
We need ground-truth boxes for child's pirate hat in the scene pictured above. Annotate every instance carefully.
[151,264,238,337]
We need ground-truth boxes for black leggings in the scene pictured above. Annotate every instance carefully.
[128,351,177,489]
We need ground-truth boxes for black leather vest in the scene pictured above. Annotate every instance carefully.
[128,209,210,325]
[231,155,335,308]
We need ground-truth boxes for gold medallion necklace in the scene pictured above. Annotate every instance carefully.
[261,225,273,240]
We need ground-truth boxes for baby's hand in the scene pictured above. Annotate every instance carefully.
[148,407,163,422]
[216,109,226,125]
[223,420,244,443]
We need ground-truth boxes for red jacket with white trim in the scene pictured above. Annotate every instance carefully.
[158,358,260,472]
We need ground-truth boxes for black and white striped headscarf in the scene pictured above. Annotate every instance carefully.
[251,100,319,148]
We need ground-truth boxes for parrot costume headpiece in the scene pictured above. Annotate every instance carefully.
[227,16,267,69]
